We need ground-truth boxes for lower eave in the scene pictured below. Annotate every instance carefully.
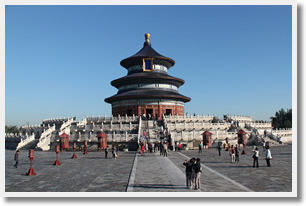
[104,89,191,104]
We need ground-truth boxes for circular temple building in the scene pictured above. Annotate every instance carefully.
[104,33,191,119]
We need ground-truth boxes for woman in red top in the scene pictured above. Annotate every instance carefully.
[141,143,145,155]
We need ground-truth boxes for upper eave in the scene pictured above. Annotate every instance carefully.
[120,40,175,69]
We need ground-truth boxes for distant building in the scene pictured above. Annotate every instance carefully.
[104,33,191,119]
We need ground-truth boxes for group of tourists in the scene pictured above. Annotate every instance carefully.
[159,142,168,157]
[229,145,241,163]
[174,142,183,152]
[252,145,273,168]
[223,142,273,168]
[183,157,202,190]
[104,145,117,159]
[139,140,172,157]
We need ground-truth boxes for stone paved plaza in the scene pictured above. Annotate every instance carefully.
[5,144,292,194]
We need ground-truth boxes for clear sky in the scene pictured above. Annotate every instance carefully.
[5,4,292,127]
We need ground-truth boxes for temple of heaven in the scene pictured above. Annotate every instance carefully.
[104,33,191,119]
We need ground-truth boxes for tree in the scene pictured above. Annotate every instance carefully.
[5,125,20,134]
[270,108,292,129]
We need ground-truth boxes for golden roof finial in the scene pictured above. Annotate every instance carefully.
[145,33,150,42]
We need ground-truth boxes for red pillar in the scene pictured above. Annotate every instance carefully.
[54,145,61,165]
[26,150,36,176]
[83,140,88,154]
[71,143,77,159]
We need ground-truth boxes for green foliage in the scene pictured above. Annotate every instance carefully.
[5,125,20,134]
[270,108,292,129]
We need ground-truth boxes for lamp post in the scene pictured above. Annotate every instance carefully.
[53,145,61,165]
[83,140,88,154]
[26,149,36,176]
[71,142,77,159]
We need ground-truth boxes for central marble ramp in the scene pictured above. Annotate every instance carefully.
[127,152,196,192]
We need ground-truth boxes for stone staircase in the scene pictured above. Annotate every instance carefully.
[140,120,160,142]
[16,133,36,151]
[18,140,39,150]
[36,125,56,151]
[245,126,279,146]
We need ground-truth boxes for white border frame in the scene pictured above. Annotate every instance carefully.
[0,0,297,199]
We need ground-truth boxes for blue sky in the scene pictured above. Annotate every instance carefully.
[5,5,292,127]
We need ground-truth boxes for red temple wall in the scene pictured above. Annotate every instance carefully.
[112,104,184,118]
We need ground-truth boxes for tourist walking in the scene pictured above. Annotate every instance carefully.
[178,142,182,152]
[253,147,259,168]
[160,142,164,156]
[217,143,222,156]
[230,145,235,163]
[14,150,19,168]
[198,142,202,154]
[141,143,145,156]
[163,142,168,157]
[148,142,153,153]
[191,157,196,188]
[112,146,117,159]
[265,146,273,167]
[235,145,240,163]
[193,158,202,190]
[183,159,194,189]
[105,146,109,159]
[262,141,266,151]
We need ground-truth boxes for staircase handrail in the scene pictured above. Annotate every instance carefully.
[77,118,88,126]
[137,117,142,143]
[16,133,35,151]
[59,117,74,134]
[38,125,56,144]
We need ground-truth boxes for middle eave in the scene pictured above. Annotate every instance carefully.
[111,72,185,88]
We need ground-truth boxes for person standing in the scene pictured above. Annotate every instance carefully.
[105,146,109,159]
[14,150,19,168]
[153,142,156,152]
[112,146,117,159]
[160,142,163,156]
[191,158,196,189]
[230,145,235,163]
[193,158,202,190]
[148,142,152,153]
[265,146,272,167]
[178,142,182,152]
[163,142,168,157]
[217,143,222,156]
[141,143,145,156]
[198,142,202,154]
[253,147,259,168]
[262,141,266,151]
[235,145,240,163]
[183,159,194,189]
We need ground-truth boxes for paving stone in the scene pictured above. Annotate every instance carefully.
[5,144,292,193]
